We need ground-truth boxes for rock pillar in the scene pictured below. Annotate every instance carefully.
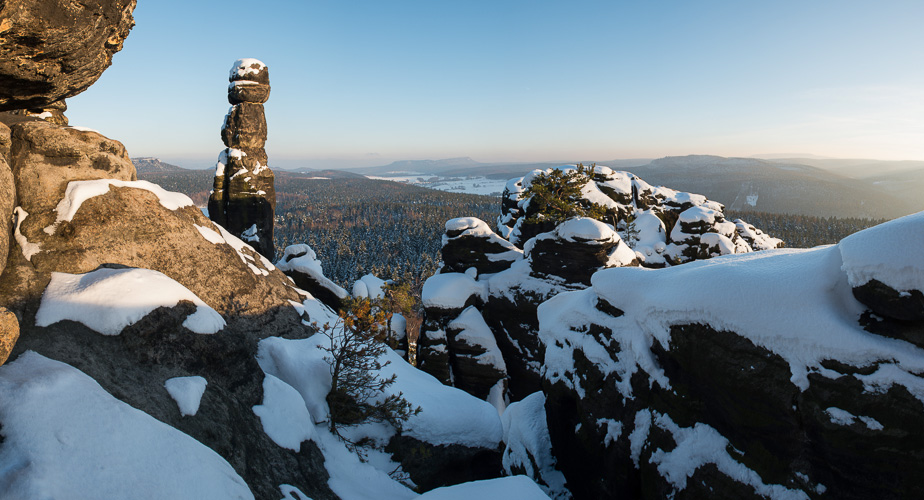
[208,59,276,261]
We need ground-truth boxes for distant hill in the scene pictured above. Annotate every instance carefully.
[615,154,920,219]
[354,157,482,175]
[356,157,654,180]
[760,157,924,179]
[131,157,187,173]
[280,169,366,179]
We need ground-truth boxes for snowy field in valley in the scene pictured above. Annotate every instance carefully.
[366,174,508,196]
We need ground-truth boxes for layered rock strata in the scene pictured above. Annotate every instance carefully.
[10,99,69,126]
[208,59,276,261]
[0,0,136,110]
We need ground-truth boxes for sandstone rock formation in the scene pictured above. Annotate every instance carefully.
[277,244,349,311]
[0,114,340,499]
[440,217,522,275]
[539,212,924,499]
[0,7,516,499]
[420,169,782,403]
[208,59,276,261]
[528,218,637,285]
[0,0,136,111]
[10,99,69,126]
[503,166,783,264]
[0,307,18,365]
[386,435,503,492]
[1,123,14,278]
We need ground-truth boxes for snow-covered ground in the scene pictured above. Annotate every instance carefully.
[0,353,254,500]
[367,174,508,196]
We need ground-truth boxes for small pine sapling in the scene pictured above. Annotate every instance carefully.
[623,213,640,248]
[317,297,421,453]
[381,281,423,361]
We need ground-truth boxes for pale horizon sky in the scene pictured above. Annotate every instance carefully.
[66,0,924,169]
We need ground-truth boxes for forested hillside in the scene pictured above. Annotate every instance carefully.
[725,210,888,248]
[138,170,497,288]
[139,170,893,290]
[273,176,497,289]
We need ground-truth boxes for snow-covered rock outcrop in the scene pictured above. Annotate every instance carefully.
[500,165,782,266]
[0,12,540,500]
[277,244,350,311]
[420,169,781,403]
[539,212,924,499]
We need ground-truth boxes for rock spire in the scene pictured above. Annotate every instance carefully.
[208,58,276,260]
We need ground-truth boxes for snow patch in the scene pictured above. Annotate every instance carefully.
[195,223,226,244]
[417,476,551,500]
[12,207,40,261]
[501,392,569,499]
[45,179,194,233]
[448,306,507,372]
[164,376,208,417]
[35,268,225,335]
[839,211,924,292]
[649,412,806,499]
[422,272,486,309]
[230,58,267,79]
[252,374,318,451]
[0,352,254,500]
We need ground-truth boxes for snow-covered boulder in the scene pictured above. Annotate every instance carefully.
[446,306,508,406]
[528,217,637,285]
[499,166,780,266]
[417,272,487,385]
[839,211,924,323]
[538,215,924,499]
[277,244,349,311]
[735,219,784,252]
[352,273,389,299]
[228,59,271,104]
[441,217,523,275]
[665,205,751,263]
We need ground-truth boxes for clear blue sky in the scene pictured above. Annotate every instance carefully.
[66,0,924,169]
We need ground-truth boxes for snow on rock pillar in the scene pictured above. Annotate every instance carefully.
[208,58,276,261]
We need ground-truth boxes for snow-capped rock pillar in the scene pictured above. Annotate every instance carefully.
[208,58,276,261]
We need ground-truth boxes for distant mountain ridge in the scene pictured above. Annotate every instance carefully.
[131,157,187,173]
[616,154,920,219]
[352,157,482,175]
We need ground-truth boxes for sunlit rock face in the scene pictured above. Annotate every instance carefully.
[208,59,277,261]
[0,0,136,111]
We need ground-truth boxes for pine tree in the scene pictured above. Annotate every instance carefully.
[519,163,607,227]
[317,298,420,451]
